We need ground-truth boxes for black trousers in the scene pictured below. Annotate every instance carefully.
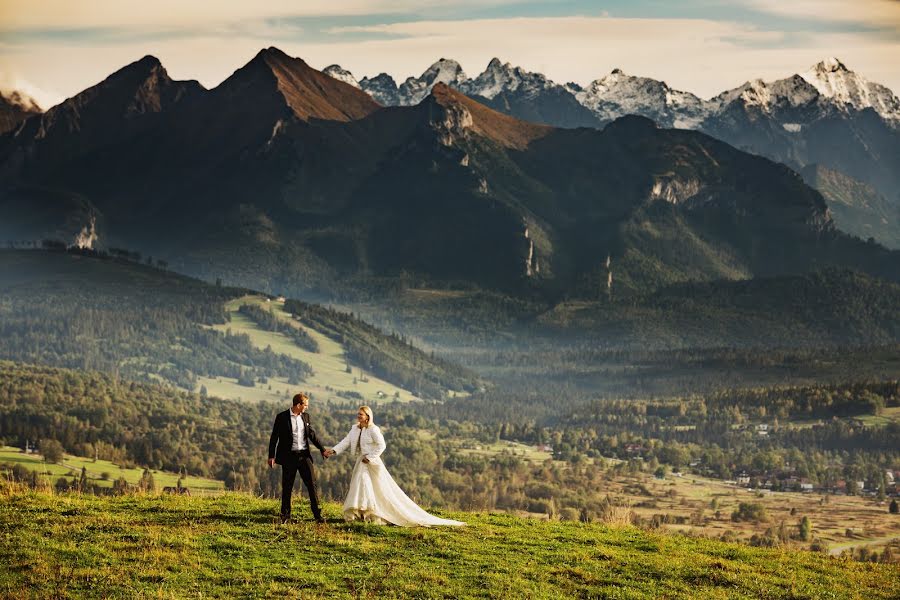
[280,450,321,520]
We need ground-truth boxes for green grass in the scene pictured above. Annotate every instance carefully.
[856,406,900,427]
[0,447,223,493]
[208,296,422,404]
[0,489,895,599]
[454,439,554,463]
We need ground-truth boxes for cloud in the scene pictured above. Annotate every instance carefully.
[1,14,897,105]
[302,16,900,97]
[0,70,57,109]
[745,0,900,31]
[0,0,525,29]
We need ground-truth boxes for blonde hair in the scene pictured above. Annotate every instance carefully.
[358,405,374,428]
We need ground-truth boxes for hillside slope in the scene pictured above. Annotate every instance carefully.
[801,164,900,249]
[536,269,900,349]
[0,491,896,599]
[0,249,478,399]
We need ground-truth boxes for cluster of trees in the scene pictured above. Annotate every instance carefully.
[2,362,897,523]
[0,362,602,516]
[284,299,481,399]
[0,251,313,390]
[389,378,900,494]
[0,250,484,401]
[34,241,171,270]
[238,304,319,353]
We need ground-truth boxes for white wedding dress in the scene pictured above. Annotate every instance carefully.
[331,423,465,527]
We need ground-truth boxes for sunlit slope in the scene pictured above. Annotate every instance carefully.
[0,490,896,599]
[0,250,477,401]
[0,446,223,493]
[204,295,429,404]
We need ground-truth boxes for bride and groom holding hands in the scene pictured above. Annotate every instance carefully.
[268,392,464,527]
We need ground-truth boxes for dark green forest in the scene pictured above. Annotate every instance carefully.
[2,362,897,516]
[284,298,481,397]
[1,249,898,517]
[0,250,481,398]
[0,251,313,390]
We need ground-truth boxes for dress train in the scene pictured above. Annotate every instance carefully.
[343,456,464,527]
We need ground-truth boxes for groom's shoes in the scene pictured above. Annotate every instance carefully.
[315,517,326,524]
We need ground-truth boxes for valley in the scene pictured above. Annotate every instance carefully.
[0,27,898,592]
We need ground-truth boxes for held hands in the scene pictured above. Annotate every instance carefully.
[323,449,335,458]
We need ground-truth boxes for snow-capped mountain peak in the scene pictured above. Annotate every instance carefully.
[576,69,707,128]
[461,58,555,100]
[422,58,468,87]
[358,73,400,106]
[801,57,900,123]
[711,74,823,115]
[812,57,849,75]
[323,65,360,89]
[395,58,468,106]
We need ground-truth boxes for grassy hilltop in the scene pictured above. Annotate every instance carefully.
[0,489,896,599]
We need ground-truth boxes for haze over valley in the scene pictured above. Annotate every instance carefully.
[1,3,899,594]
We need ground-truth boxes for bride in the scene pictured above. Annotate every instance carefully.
[324,406,464,527]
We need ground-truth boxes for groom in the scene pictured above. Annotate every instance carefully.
[268,392,327,524]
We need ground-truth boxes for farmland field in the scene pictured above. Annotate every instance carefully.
[0,447,224,494]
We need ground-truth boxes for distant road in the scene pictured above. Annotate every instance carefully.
[828,534,899,556]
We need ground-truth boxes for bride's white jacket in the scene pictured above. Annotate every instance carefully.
[332,424,387,465]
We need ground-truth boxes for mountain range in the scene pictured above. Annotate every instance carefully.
[328,56,900,248]
[0,47,897,303]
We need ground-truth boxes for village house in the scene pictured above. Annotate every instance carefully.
[624,443,645,456]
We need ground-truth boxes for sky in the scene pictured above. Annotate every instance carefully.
[1,0,898,109]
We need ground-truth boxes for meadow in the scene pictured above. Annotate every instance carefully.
[205,296,424,404]
[408,435,900,557]
[0,487,897,599]
[0,447,223,494]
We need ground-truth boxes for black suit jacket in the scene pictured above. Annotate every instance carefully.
[269,409,325,465]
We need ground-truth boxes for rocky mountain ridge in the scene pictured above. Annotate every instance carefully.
[1,48,897,300]
[328,56,900,234]
[334,56,900,127]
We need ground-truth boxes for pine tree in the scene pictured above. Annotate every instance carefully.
[139,468,156,492]
[799,516,812,541]
[113,476,129,495]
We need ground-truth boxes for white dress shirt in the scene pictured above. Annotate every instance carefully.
[289,409,307,451]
